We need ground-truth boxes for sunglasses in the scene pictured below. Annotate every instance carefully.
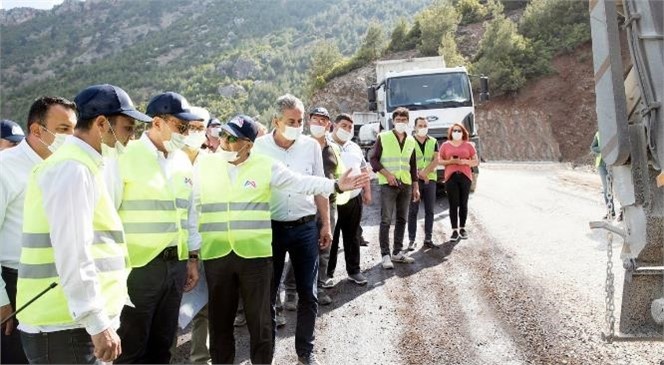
[219,130,241,143]
[452,129,463,132]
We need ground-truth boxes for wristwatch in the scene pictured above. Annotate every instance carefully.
[334,181,344,194]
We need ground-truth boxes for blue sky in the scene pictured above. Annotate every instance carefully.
[1,0,66,10]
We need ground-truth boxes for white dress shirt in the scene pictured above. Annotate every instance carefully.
[329,137,367,200]
[0,139,43,307]
[104,133,200,251]
[19,136,120,335]
[253,133,326,221]
[192,153,335,222]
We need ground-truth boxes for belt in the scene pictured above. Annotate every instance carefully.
[271,214,316,229]
[160,246,179,261]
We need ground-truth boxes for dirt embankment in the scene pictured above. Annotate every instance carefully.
[478,42,597,164]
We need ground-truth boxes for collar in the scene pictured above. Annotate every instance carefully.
[18,138,43,164]
[269,130,299,151]
[140,132,166,159]
[67,135,103,166]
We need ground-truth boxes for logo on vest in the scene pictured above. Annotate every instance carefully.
[184,177,193,187]
[244,180,257,189]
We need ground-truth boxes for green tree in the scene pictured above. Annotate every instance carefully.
[355,22,386,63]
[417,1,460,56]
[473,15,549,94]
[456,0,487,25]
[439,32,465,67]
[519,0,590,54]
[403,20,422,50]
[305,40,343,95]
[387,18,409,52]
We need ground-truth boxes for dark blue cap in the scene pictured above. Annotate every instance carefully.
[207,118,222,128]
[309,107,330,119]
[221,115,259,142]
[145,92,202,122]
[0,119,25,142]
[74,84,152,122]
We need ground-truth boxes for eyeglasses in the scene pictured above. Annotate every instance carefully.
[452,129,463,132]
[167,118,188,134]
[188,124,206,133]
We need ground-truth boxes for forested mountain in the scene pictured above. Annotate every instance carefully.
[0,0,431,123]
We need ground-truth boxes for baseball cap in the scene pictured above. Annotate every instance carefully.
[146,92,202,122]
[221,115,260,142]
[74,84,152,122]
[309,107,330,119]
[0,119,25,143]
[207,118,222,128]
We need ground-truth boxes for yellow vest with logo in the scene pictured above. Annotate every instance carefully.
[118,140,191,267]
[197,153,273,260]
[378,131,416,185]
[415,136,437,181]
[17,143,129,326]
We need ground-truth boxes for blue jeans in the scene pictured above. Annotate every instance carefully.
[21,328,98,364]
[271,219,319,358]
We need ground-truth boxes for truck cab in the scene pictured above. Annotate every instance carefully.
[365,57,488,191]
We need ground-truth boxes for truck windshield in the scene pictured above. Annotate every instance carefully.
[386,72,471,112]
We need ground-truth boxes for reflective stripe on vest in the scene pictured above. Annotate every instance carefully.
[118,140,192,267]
[378,131,416,185]
[16,143,129,327]
[415,136,437,180]
[329,143,350,205]
[197,153,273,260]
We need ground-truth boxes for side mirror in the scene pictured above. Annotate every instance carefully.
[480,76,490,101]
[367,86,377,103]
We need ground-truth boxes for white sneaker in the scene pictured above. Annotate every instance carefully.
[392,251,415,264]
[381,255,394,269]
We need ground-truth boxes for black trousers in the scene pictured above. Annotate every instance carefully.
[1,267,28,364]
[204,252,274,365]
[20,328,96,364]
[328,194,363,277]
[115,254,187,364]
[446,172,472,229]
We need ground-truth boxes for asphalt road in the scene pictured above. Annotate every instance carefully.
[173,163,663,364]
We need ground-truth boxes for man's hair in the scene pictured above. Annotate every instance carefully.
[334,113,353,124]
[273,94,304,120]
[414,116,426,125]
[26,96,77,132]
[392,107,409,120]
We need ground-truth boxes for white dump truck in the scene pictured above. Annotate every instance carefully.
[363,56,489,191]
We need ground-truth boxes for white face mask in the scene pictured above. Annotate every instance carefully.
[106,120,127,156]
[184,131,207,149]
[335,128,353,143]
[282,125,303,141]
[309,125,327,138]
[416,128,428,137]
[452,131,463,141]
[39,127,67,153]
[164,132,186,152]
[394,122,408,134]
[217,148,238,162]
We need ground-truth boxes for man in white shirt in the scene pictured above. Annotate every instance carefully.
[0,96,77,364]
[108,92,202,364]
[327,113,372,285]
[16,84,149,364]
[253,94,332,365]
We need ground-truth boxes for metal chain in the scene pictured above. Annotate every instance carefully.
[604,170,616,343]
